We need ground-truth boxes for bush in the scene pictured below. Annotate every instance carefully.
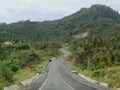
[15,44,30,50]
[0,59,21,80]
[10,59,21,72]
[0,64,13,80]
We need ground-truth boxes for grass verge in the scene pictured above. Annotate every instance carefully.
[13,60,47,84]
[63,58,120,88]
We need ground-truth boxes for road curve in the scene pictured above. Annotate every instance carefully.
[27,48,111,90]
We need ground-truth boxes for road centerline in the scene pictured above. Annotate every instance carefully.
[60,74,75,90]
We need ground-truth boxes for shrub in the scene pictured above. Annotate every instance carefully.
[0,64,13,80]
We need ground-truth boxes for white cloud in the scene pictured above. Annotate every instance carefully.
[0,0,120,23]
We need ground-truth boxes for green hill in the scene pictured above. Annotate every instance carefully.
[0,4,120,42]
[0,4,120,88]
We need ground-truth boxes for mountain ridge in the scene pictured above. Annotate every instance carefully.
[0,4,120,42]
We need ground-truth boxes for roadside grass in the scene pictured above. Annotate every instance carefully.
[12,48,58,85]
[1,49,50,88]
[0,41,61,90]
[63,58,82,72]
[0,80,11,90]
[0,75,15,90]
[13,68,35,84]
[1,47,60,89]
[13,59,48,84]
[63,58,120,88]
[96,66,120,88]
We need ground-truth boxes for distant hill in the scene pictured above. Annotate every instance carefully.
[0,4,120,42]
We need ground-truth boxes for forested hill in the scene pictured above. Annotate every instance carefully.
[0,4,120,42]
[0,4,120,88]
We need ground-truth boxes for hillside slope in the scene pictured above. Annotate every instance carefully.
[0,4,120,88]
[0,4,120,42]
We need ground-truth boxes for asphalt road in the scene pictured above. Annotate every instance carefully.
[27,48,111,90]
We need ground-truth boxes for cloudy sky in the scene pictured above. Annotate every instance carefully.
[0,0,120,23]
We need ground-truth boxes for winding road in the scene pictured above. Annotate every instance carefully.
[27,48,111,90]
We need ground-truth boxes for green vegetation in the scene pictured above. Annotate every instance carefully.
[0,39,61,89]
[0,5,119,43]
[67,35,120,87]
[65,5,120,88]
[0,4,120,88]
[13,60,47,84]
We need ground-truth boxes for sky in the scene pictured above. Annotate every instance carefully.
[0,0,120,23]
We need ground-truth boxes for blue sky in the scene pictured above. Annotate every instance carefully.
[0,0,120,23]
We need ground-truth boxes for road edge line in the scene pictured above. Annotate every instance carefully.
[39,65,51,90]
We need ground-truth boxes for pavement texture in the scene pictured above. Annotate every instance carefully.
[27,48,111,90]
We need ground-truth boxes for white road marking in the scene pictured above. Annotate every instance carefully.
[39,64,51,90]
